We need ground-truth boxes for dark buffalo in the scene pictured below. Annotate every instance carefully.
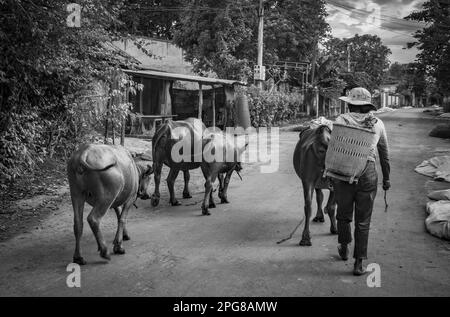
[67,144,153,265]
[293,125,337,246]
[151,118,206,207]
[151,118,246,215]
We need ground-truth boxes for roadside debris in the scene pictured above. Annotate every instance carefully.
[426,199,450,240]
[375,106,395,114]
[430,124,450,139]
[415,156,450,182]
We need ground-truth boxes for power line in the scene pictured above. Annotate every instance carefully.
[327,0,450,29]
[327,0,425,26]
[327,3,417,38]
[125,4,258,13]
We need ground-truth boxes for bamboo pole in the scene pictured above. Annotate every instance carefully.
[198,83,203,120]
[212,85,216,127]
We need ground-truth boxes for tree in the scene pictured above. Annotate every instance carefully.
[173,0,329,80]
[390,62,427,101]
[405,0,450,97]
[0,0,136,179]
[387,62,406,81]
[324,34,391,91]
[118,0,183,39]
[264,0,329,64]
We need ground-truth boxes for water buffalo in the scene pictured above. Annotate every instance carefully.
[293,125,337,246]
[151,118,246,215]
[67,144,153,265]
[151,118,206,207]
[200,132,247,215]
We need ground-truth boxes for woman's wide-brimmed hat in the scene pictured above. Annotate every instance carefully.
[339,87,376,110]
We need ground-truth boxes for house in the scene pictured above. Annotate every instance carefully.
[379,82,401,108]
[123,69,246,135]
[112,38,247,136]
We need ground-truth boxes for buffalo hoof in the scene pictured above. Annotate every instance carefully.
[123,233,131,241]
[312,216,325,223]
[220,198,230,204]
[330,226,338,235]
[202,206,211,216]
[113,245,125,255]
[99,248,111,261]
[73,256,87,266]
[151,196,160,207]
[170,200,181,206]
[299,239,312,247]
[209,202,216,209]
[338,245,349,261]
[183,192,192,199]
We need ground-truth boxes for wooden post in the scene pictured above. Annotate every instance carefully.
[314,87,319,118]
[212,85,216,127]
[256,0,264,89]
[139,77,143,114]
[121,88,128,146]
[104,98,109,142]
[198,83,203,120]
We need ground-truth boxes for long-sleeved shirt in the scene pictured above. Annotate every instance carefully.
[335,113,390,181]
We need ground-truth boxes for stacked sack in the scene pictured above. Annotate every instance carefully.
[426,189,450,240]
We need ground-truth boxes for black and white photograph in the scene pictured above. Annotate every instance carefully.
[0,0,449,301]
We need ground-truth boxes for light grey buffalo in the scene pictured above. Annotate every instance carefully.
[293,125,337,246]
[67,144,153,265]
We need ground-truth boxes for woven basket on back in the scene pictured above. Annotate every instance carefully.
[324,123,377,184]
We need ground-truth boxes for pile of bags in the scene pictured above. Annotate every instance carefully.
[426,190,450,240]
[416,156,450,240]
[415,156,450,182]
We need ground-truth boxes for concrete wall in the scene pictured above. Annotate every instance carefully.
[113,38,193,74]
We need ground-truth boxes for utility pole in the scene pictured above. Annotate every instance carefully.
[310,36,318,86]
[310,36,319,116]
[256,0,264,89]
[347,44,351,72]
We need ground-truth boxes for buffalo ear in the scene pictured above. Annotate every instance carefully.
[144,164,153,176]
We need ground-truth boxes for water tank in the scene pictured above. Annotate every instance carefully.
[235,94,251,129]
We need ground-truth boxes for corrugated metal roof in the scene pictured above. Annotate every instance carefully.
[123,69,247,86]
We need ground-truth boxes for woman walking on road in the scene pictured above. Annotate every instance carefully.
[334,87,391,276]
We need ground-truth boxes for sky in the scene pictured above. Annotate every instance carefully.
[325,0,427,64]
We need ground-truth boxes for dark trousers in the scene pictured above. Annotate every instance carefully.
[334,161,378,260]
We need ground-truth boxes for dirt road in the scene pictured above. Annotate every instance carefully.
[1,109,449,296]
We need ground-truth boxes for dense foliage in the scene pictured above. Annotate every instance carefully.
[405,0,450,96]
[173,0,329,81]
[246,87,304,127]
[386,62,427,99]
[0,0,135,180]
[323,34,391,91]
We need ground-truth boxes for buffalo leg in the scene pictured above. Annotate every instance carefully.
[218,170,232,204]
[87,199,114,261]
[182,170,192,199]
[218,173,225,202]
[167,168,181,206]
[209,187,216,209]
[71,190,86,265]
[201,165,214,215]
[113,199,133,254]
[325,190,338,234]
[151,161,163,207]
[300,182,314,246]
[312,188,325,223]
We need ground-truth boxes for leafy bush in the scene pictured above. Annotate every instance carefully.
[245,87,305,127]
[0,1,137,181]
